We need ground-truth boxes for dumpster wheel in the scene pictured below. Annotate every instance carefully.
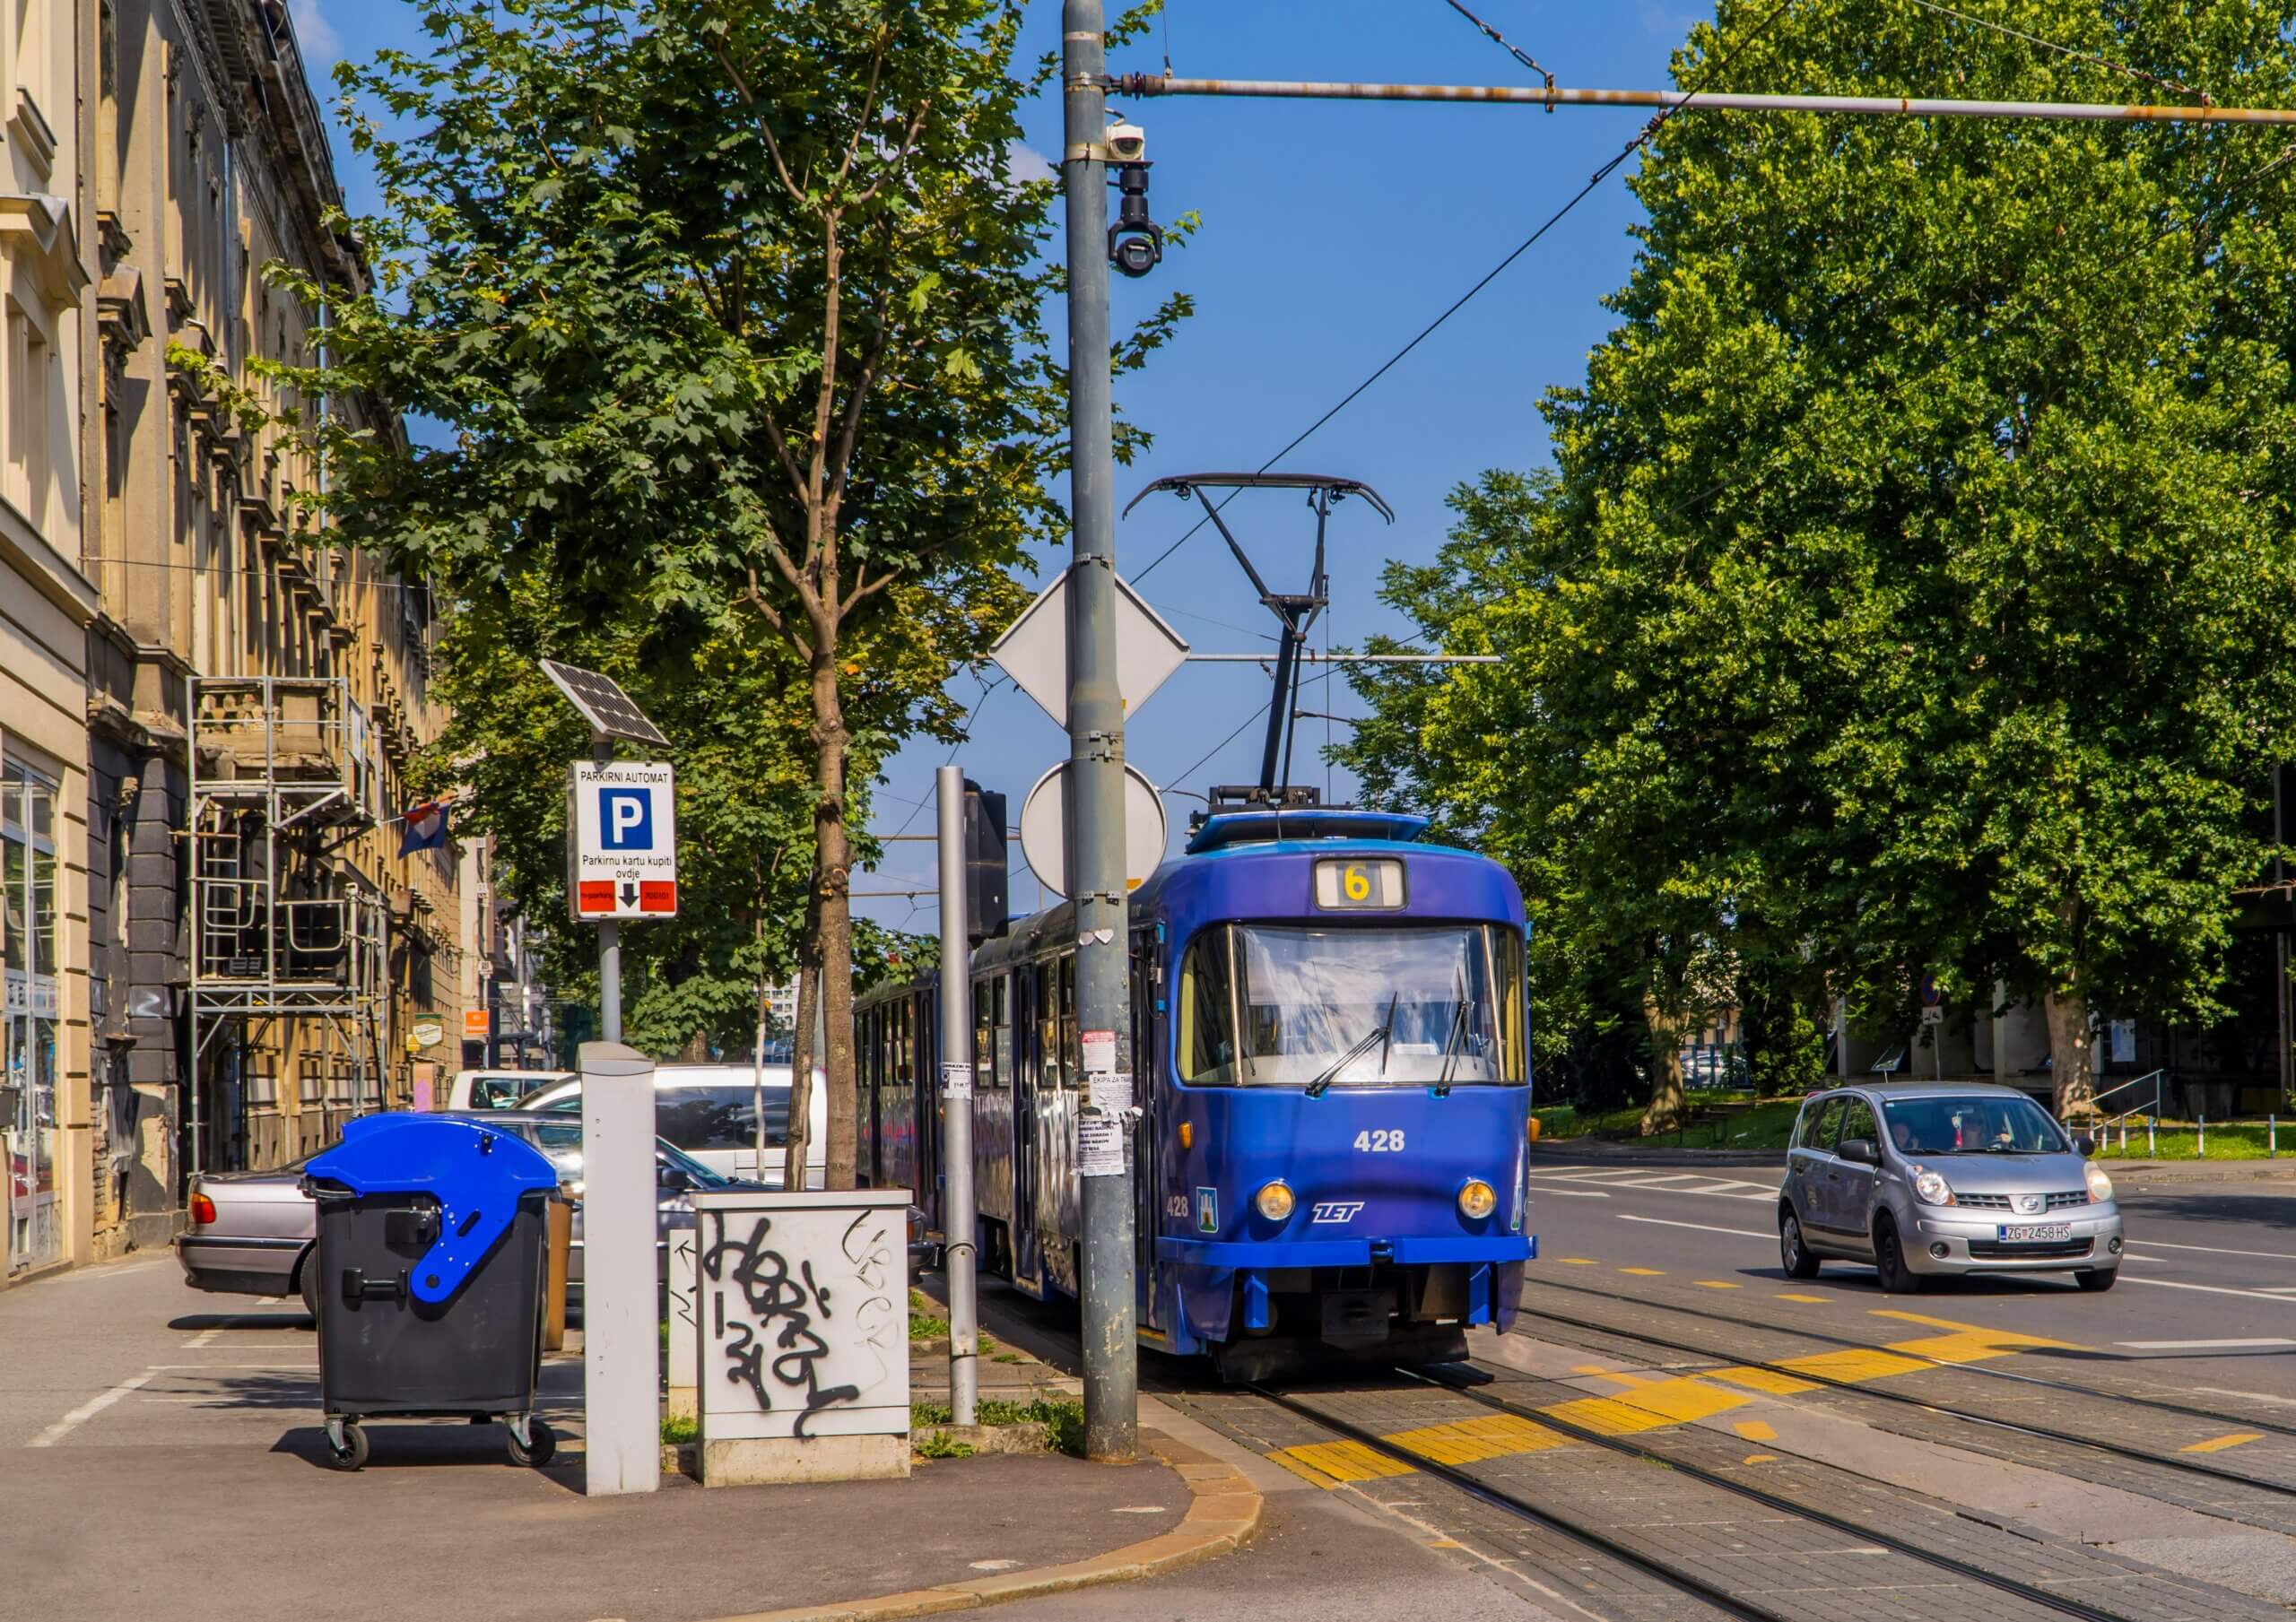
[507,1415,555,1469]
[323,1420,369,1471]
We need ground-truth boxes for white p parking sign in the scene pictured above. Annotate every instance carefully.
[569,759,678,921]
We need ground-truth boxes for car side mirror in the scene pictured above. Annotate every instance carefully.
[658,1165,693,1193]
[1838,1137,1878,1166]
[2074,1133,2095,1158]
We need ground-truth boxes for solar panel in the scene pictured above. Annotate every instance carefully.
[539,659,669,747]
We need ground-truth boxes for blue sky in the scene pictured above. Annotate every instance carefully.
[291,2,1715,930]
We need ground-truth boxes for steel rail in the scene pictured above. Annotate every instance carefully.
[1509,1283,2296,1501]
[1241,1382,1809,1622]
[1108,74,2296,125]
[1262,1376,2133,1622]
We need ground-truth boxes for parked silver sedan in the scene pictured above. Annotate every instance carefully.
[176,1111,740,1314]
[1778,1082,2123,1292]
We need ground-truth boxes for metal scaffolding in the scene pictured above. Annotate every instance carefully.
[187,675,389,1177]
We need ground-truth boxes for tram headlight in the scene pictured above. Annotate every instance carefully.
[1457,1179,1498,1221]
[1255,1180,1296,1222]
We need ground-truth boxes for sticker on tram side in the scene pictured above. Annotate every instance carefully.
[1196,1186,1219,1232]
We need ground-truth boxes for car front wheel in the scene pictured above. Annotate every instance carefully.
[2074,1268,2118,1293]
[1779,1208,1822,1279]
[1873,1215,1926,1295]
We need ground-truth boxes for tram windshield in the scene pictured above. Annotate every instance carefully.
[1178,924,1524,1089]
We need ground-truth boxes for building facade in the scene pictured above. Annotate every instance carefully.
[0,0,469,1285]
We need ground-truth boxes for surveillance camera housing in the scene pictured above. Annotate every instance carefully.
[1106,120,1147,162]
[1111,231,1161,278]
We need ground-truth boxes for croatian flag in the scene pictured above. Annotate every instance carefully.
[398,798,450,855]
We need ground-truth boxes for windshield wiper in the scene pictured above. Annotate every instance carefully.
[1307,1024,1388,1098]
[1433,976,1470,1097]
[1377,992,1401,1077]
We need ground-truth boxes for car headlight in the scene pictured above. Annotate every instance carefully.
[1458,1179,1498,1220]
[1255,1181,1295,1221]
[2085,1161,2114,1203]
[1910,1167,1954,1207]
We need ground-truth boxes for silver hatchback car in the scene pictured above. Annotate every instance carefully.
[1778,1082,2123,1292]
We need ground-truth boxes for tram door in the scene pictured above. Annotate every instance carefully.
[1010,962,1042,1293]
[914,993,940,1232]
[1129,928,1161,1331]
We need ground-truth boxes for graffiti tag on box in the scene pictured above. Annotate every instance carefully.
[697,1200,905,1440]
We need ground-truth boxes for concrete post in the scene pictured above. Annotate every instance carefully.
[1062,0,1138,1464]
[579,1041,657,1495]
[935,766,979,1425]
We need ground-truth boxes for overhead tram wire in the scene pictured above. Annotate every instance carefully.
[1130,0,1806,587]
[1902,0,2214,105]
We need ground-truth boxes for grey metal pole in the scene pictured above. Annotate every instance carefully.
[935,766,979,1426]
[599,922,622,1045]
[1064,0,1138,1465]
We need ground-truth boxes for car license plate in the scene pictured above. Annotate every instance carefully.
[1996,1222,2072,1243]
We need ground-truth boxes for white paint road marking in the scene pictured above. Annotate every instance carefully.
[29,1374,153,1446]
[2115,1338,2296,1350]
[2117,1276,2296,1305]
[2121,1236,2296,1262]
[52,1261,163,1284]
[1615,1213,1775,1241]
[1531,1187,1613,1199]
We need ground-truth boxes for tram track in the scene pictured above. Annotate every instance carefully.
[1251,1373,2170,1622]
[1514,1274,2296,1496]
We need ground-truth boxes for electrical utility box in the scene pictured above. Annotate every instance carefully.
[963,779,1007,943]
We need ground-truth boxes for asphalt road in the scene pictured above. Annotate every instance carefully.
[1522,1156,2296,1401]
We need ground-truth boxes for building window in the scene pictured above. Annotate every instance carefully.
[3,755,62,1274]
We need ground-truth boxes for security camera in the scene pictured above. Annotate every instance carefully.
[1106,120,1147,162]
[1107,162,1162,278]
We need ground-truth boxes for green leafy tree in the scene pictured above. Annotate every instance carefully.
[248,0,1181,1183]
[1348,0,2296,1125]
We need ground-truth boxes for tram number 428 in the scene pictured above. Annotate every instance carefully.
[1353,1129,1406,1153]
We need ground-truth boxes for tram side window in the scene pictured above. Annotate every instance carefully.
[1057,952,1078,1088]
[1033,962,1058,1091]
[972,979,996,1089]
[1177,929,1238,1086]
[1494,927,1528,1084]
[992,976,1012,1088]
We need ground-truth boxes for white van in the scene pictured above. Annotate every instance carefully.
[447,1069,572,1111]
[512,1062,828,1187]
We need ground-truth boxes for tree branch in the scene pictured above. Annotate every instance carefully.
[743,565,815,664]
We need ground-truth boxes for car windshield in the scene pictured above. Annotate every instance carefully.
[516,1082,792,1150]
[467,1077,526,1109]
[1184,923,1511,1089]
[1883,1095,2067,1156]
[521,1123,731,1189]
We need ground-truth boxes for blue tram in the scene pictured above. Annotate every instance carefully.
[855,805,1536,1375]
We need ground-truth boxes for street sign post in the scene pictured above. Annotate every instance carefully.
[568,759,680,922]
[539,662,672,1045]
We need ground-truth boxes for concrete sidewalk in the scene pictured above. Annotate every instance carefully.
[0,1257,1258,1622]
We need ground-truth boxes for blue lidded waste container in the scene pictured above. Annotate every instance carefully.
[302,1113,561,1470]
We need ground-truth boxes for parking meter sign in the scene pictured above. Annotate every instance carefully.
[569,760,678,922]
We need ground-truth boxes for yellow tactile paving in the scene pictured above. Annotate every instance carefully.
[1773,1347,1932,1383]
[1265,1451,1344,1489]
[1544,1375,1753,1435]
[2183,1432,2265,1454]
[1733,1419,1778,1441]
[1387,1412,1573,1465]
[1276,1439,1417,1482]
[1705,1366,1820,1396]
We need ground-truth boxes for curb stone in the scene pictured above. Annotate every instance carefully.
[700,1428,1262,1622]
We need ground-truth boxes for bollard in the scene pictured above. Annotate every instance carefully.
[2273,1115,2278,1159]
[2198,1114,2206,1157]
[2148,1117,2155,1156]
[2118,1119,2126,1152]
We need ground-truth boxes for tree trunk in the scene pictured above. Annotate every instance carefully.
[783,946,817,1189]
[1639,992,1690,1135]
[808,647,860,1191]
[2045,987,2097,1122]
